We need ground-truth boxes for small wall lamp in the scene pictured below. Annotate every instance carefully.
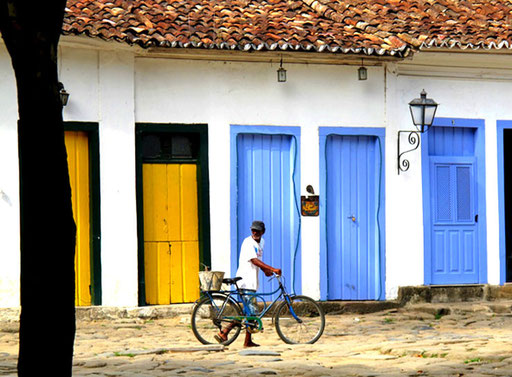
[358,59,367,81]
[408,89,438,133]
[398,90,439,174]
[277,58,287,83]
[58,82,70,106]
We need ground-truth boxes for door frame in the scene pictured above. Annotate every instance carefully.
[319,127,386,301]
[497,120,512,285]
[421,117,487,285]
[135,123,211,306]
[229,125,302,292]
[64,122,102,305]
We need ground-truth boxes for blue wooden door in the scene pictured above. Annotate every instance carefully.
[325,135,382,300]
[429,158,478,283]
[236,133,300,296]
[426,125,481,284]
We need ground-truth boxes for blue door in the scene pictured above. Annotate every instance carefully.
[325,135,383,300]
[429,159,478,283]
[235,132,301,296]
[425,124,483,284]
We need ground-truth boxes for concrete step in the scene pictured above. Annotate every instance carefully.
[397,284,512,305]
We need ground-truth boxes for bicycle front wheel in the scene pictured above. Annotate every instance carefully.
[274,295,325,344]
[191,293,242,345]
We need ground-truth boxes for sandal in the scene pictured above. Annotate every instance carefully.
[214,333,227,344]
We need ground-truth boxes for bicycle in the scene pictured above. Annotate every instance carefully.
[191,274,325,345]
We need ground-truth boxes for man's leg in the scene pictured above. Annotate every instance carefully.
[243,330,259,348]
[215,321,236,343]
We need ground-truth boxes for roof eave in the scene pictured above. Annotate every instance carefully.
[60,33,410,64]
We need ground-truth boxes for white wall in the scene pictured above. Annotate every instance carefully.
[1,40,509,307]
[0,46,20,307]
[134,58,386,299]
[60,47,139,306]
[387,52,512,296]
[97,51,138,306]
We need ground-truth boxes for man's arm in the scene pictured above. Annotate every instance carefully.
[250,258,281,276]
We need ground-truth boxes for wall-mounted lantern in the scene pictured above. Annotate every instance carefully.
[408,89,438,133]
[58,82,70,106]
[358,59,367,81]
[277,58,287,83]
[358,66,368,81]
[398,90,439,174]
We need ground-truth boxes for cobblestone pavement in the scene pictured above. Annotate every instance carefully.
[1,301,512,376]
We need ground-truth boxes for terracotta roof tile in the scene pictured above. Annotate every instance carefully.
[62,0,512,57]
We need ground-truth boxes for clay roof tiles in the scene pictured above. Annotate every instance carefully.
[63,0,512,57]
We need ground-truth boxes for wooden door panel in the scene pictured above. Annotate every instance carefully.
[430,160,478,284]
[65,131,91,306]
[143,163,199,304]
[144,241,171,304]
[143,164,169,242]
[325,135,381,300]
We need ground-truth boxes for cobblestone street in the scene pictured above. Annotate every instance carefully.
[1,301,512,376]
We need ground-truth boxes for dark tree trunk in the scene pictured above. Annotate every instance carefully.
[0,1,76,376]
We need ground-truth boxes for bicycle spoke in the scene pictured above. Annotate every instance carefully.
[191,294,242,345]
[275,295,325,344]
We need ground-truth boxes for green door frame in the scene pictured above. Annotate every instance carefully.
[63,122,102,305]
[135,123,211,306]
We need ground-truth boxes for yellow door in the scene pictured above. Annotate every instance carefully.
[65,131,92,306]
[143,163,200,304]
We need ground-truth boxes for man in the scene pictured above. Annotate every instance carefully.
[216,220,281,347]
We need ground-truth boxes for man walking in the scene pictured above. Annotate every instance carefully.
[216,220,281,347]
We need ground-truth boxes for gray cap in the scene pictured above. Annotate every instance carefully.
[250,220,265,232]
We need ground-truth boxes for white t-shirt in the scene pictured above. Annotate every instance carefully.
[235,236,264,290]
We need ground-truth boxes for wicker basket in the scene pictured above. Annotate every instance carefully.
[199,271,225,291]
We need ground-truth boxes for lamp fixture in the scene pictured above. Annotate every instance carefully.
[398,90,439,174]
[277,58,287,83]
[408,89,438,133]
[58,82,69,106]
[358,59,367,81]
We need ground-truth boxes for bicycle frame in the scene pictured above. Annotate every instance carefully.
[201,275,302,332]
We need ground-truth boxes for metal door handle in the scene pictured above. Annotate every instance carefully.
[168,243,172,254]
[347,215,356,222]
[475,214,478,223]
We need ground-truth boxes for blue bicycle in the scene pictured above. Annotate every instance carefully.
[191,274,325,345]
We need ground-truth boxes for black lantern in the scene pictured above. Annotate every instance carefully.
[58,82,70,106]
[358,66,367,81]
[408,89,438,133]
[398,90,439,174]
[277,58,286,83]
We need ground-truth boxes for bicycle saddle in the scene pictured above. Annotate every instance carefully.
[222,277,242,285]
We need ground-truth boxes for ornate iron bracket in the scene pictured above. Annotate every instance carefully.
[397,130,421,174]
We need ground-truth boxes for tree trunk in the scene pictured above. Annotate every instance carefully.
[0,2,76,375]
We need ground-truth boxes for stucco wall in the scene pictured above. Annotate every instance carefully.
[386,52,512,297]
[62,47,139,306]
[0,39,509,307]
[134,57,386,300]
[0,45,20,308]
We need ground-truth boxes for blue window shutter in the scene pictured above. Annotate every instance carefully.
[456,166,472,222]
[435,165,452,222]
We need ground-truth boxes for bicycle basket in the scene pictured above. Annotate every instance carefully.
[199,271,225,291]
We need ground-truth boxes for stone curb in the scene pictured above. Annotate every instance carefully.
[2,295,511,322]
[0,301,400,322]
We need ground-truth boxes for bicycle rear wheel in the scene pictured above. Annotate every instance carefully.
[274,295,325,344]
[191,293,242,345]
